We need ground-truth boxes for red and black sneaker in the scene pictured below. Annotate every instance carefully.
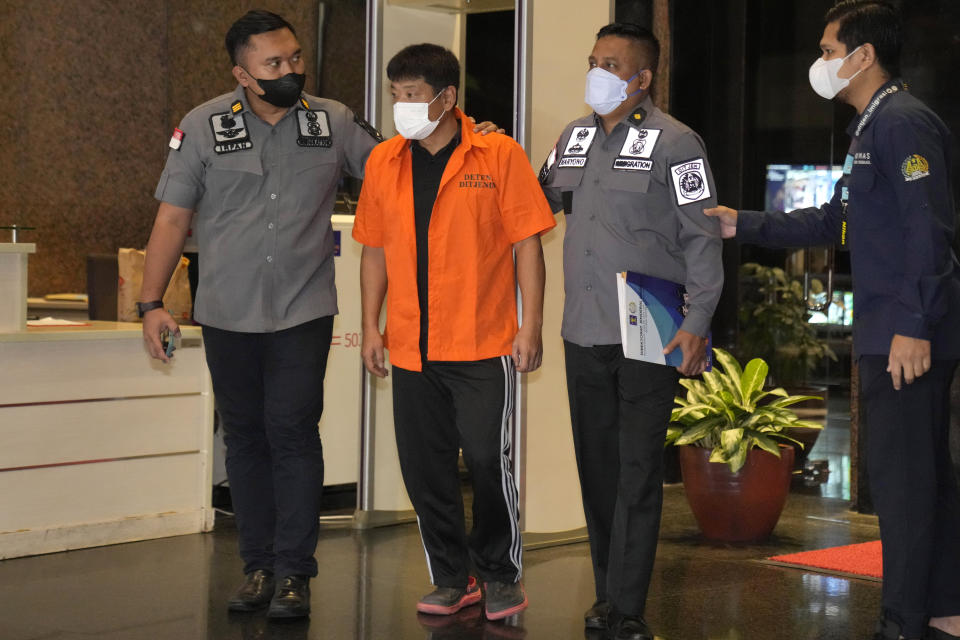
[483,580,528,620]
[416,576,483,615]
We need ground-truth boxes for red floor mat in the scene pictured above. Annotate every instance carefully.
[767,540,882,579]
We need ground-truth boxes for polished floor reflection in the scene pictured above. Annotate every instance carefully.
[1,395,880,639]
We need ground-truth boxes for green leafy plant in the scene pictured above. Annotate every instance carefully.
[738,263,836,387]
[666,348,824,473]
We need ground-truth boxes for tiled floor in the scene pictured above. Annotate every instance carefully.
[1,392,886,639]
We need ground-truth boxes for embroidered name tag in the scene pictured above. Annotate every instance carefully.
[613,158,653,171]
[297,108,333,148]
[619,128,660,159]
[210,111,253,154]
[558,156,587,168]
[670,158,711,205]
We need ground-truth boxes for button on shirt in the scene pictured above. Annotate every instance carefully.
[155,85,379,332]
[738,79,960,357]
[353,108,557,371]
[539,96,723,346]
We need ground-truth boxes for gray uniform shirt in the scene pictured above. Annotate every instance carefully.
[155,85,379,332]
[539,96,723,346]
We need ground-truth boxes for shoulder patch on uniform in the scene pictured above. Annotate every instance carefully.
[296,108,333,147]
[231,100,243,114]
[354,113,384,143]
[209,111,253,154]
[670,157,712,205]
[538,142,558,184]
[169,127,184,151]
[901,154,930,181]
[619,128,661,159]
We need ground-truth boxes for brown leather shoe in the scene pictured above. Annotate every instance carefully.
[227,569,275,612]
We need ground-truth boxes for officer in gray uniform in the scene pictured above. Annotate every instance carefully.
[539,23,722,640]
[139,10,380,619]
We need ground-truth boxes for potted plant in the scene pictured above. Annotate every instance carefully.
[737,262,837,468]
[666,348,824,542]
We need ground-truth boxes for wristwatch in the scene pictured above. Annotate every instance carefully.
[136,300,164,318]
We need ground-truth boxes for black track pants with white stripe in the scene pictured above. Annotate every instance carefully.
[392,356,522,588]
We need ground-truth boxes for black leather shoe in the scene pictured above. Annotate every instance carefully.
[584,600,612,630]
[613,615,654,640]
[227,569,275,612]
[267,575,311,619]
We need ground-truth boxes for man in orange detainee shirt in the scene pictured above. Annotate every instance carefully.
[353,43,556,622]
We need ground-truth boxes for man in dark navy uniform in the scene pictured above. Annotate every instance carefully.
[707,2,960,639]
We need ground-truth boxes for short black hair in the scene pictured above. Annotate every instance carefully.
[225,9,297,66]
[386,43,460,95]
[825,0,901,78]
[596,22,660,75]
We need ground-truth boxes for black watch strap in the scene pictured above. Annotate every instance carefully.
[136,300,164,318]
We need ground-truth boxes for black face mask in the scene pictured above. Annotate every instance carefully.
[246,70,305,108]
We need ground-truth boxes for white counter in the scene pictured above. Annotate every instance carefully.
[0,322,214,559]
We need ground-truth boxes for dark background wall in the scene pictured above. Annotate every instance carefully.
[0,0,365,295]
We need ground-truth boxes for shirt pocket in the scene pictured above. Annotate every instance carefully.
[599,171,662,234]
[847,167,884,230]
[206,152,264,212]
[292,151,341,211]
[550,167,585,191]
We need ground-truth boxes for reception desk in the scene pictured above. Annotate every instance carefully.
[0,322,214,559]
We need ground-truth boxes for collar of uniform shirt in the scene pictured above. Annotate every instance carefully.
[849,78,906,138]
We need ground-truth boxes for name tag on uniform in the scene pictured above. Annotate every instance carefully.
[670,158,711,205]
[619,128,660,159]
[558,156,587,168]
[613,158,653,171]
[296,108,333,148]
[210,111,253,154]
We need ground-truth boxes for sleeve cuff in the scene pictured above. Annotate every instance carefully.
[893,311,931,341]
[154,172,200,210]
[679,311,712,338]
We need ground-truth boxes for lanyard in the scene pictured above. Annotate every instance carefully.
[854,80,906,137]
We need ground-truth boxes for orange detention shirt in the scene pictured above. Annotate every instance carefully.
[353,108,556,371]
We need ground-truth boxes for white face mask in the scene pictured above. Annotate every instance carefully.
[808,45,863,100]
[584,67,643,115]
[393,90,445,140]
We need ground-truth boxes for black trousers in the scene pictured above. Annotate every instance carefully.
[860,355,960,636]
[392,356,522,588]
[564,341,679,616]
[202,317,333,578]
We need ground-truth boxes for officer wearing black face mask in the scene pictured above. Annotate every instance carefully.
[140,9,501,622]
[139,9,383,620]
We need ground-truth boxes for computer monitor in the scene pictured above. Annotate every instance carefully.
[765,164,853,326]
[765,164,843,212]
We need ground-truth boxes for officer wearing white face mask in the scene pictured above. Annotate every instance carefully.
[706,2,960,639]
[539,22,722,640]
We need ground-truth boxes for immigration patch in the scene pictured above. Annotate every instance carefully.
[901,154,930,181]
[613,158,653,171]
[670,158,711,205]
[562,126,597,156]
[297,109,332,147]
[619,128,661,159]
[210,111,253,154]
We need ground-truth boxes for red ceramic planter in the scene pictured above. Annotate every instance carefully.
[678,444,795,542]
